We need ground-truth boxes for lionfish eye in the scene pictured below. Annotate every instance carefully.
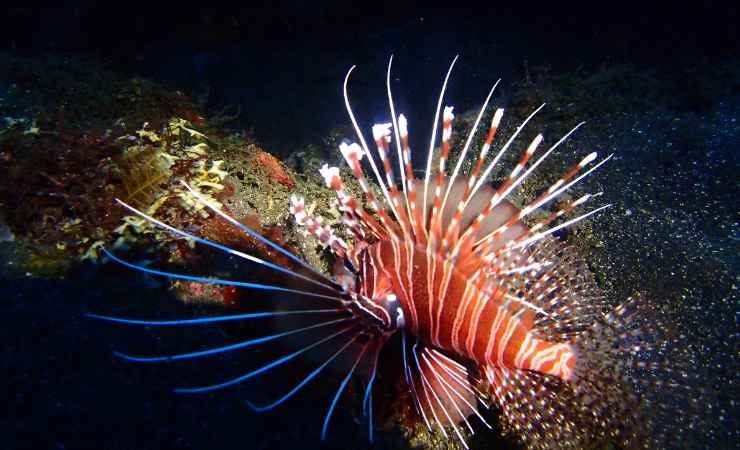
[351,292,404,332]
[384,294,405,330]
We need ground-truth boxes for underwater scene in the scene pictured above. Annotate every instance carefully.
[1,4,737,450]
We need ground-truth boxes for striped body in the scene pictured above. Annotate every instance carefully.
[359,224,577,382]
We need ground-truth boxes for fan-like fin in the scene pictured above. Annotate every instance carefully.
[402,339,489,449]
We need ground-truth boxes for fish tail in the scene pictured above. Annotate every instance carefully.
[485,297,706,449]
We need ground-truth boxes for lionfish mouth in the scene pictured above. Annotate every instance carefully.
[88,55,697,450]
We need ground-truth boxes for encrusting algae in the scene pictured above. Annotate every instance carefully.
[0,54,338,282]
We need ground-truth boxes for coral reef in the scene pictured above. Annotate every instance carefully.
[0,53,367,314]
[0,54,331,282]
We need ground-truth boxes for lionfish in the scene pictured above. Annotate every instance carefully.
[90,56,694,449]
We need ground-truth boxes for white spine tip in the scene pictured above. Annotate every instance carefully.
[443,106,455,122]
[372,122,393,141]
[492,108,504,127]
[339,142,365,161]
[289,194,304,206]
[319,164,340,188]
[398,114,408,137]
[532,133,544,148]
[581,152,598,166]
[573,194,591,206]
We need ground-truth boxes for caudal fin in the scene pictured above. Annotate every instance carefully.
[485,297,707,449]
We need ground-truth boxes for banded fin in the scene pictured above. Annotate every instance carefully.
[484,365,611,449]
[402,336,490,449]
[484,296,706,449]
[290,194,350,260]
[318,162,386,242]
[91,187,390,442]
[498,235,607,342]
[484,320,645,450]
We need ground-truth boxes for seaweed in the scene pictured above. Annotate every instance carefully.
[115,147,173,211]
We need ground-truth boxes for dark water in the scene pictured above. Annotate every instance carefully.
[1,3,737,450]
